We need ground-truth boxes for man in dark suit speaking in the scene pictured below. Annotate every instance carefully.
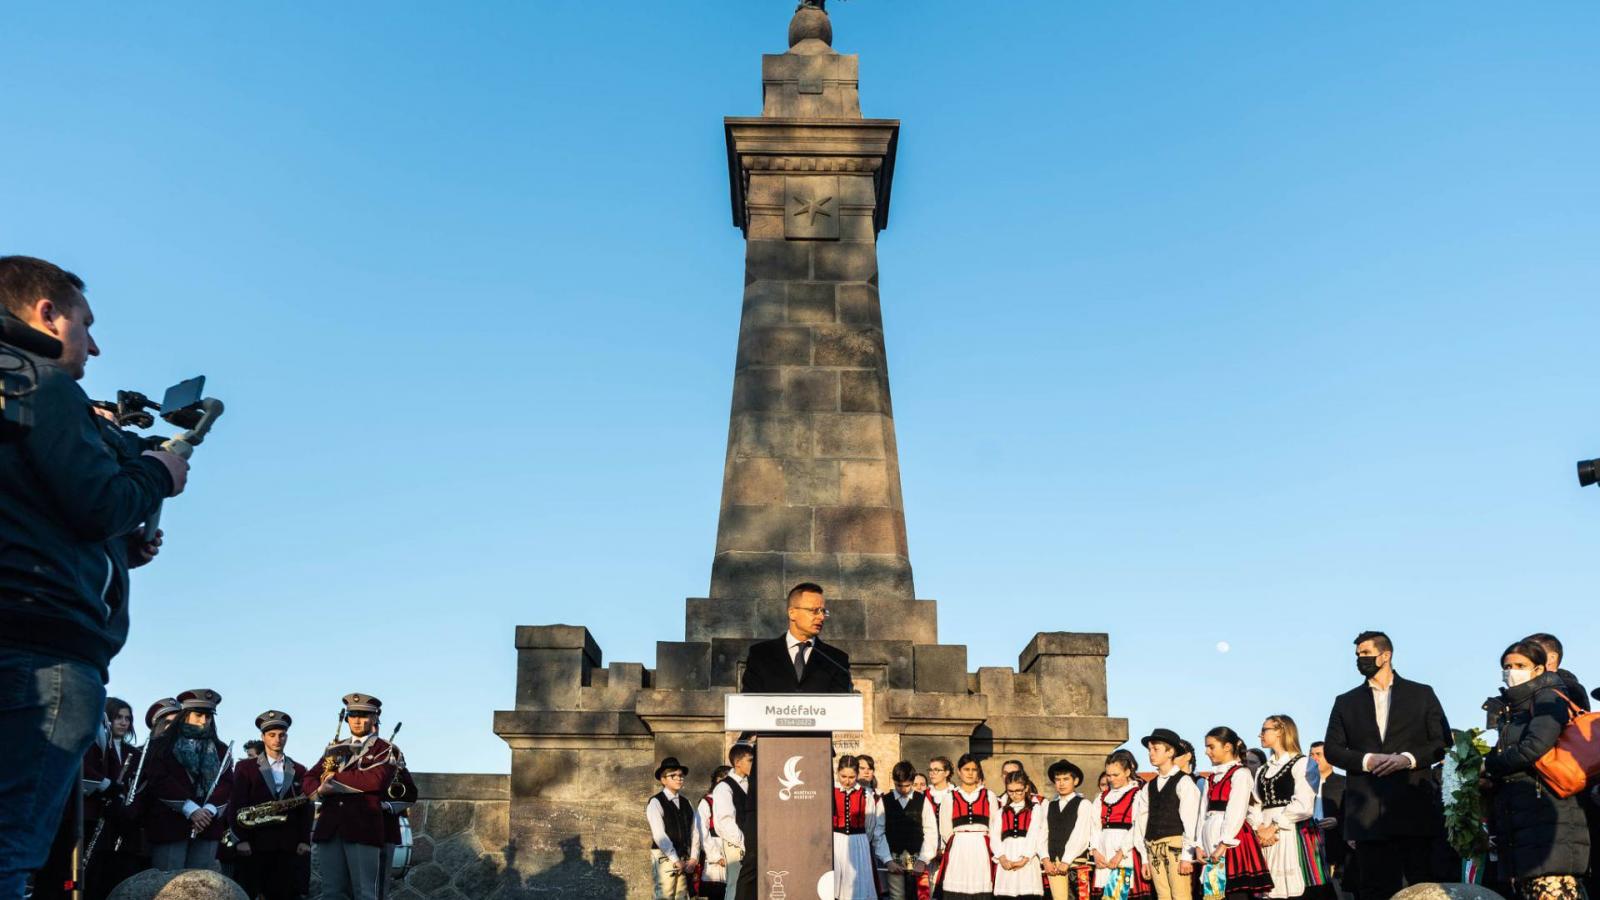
[1323,631,1449,900]
[740,582,853,694]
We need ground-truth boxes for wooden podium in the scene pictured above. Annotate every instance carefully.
[725,694,864,900]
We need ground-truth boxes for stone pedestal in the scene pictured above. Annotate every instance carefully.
[491,8,1128,899]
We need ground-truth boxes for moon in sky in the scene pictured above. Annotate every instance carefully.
[1216,641,1231,654]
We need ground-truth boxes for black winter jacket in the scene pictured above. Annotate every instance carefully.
[0,349,172,679]
[1484,671,1591,880]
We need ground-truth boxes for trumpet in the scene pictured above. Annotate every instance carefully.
[236,794,312,829]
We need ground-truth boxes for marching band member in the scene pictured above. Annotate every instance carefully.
[229,710,312,900]
[303,693,398,900]
[142,689,233,871]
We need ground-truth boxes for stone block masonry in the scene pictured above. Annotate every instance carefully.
[481,7,1128,899]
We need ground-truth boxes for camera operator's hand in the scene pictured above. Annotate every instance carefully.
[128,529,163,569]
[142,450,189,496]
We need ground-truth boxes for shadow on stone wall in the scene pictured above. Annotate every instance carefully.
[506,836,626,900]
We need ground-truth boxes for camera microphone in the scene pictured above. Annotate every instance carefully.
[0,316,63,359]
[1580,458,1599,488]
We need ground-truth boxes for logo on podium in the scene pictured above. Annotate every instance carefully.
[766,870,788,900]
[777,756,805,800]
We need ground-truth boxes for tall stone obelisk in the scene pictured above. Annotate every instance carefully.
[490,8,1128,898]
[692,1,935,651]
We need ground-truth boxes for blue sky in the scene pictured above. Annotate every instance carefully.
[4,2,1596,774]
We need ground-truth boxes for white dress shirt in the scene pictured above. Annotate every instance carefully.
[1132,766,1203,861]
[645,787,700,863]
[712,773,750,850]
[786,631,813,666]
[1361,679,1418,772]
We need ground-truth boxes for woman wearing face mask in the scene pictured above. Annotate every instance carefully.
[1483,640,1590,900]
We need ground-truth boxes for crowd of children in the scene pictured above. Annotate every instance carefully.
[645,716,1343,900]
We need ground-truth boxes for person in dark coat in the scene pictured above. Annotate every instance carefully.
[738,582,852,694]
[1322,631,1450,900]
[141,689,234,871]
[1484,640,1590,900]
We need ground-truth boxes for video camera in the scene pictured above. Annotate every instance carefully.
[0,312,64,442]
[94,376,225,539]
[1580,458,1599,488]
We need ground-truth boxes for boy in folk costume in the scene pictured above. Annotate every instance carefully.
[936,754,1002,900]
[994,771,1047,899]
[1134,730,1202,900]
[881,761,937,900]
[1197,728,1272,900]
[228,710,312,900]
[712,744,754,897]
[696,765,731,900]
[1089,750,1152,900]
[141,689,234,872]
[1039,760,1095,900]
[645,757,700,900]
[832,755,891,900]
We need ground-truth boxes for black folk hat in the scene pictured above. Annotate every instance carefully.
[655,757,690,780]
[1141,727,1183,750]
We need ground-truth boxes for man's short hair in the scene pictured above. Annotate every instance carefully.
[0,256,85,319]
[1524,633,1564,663]
[728,743,754,766]
[891,760,917,783]
[1354,630,1393,654]
[787,582,824,607]
[243,739,265,755]
[1310,741,1325,751]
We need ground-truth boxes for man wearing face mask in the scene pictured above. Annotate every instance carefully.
[1322,631,1449,900]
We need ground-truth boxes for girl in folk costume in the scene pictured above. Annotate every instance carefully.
[994,771,1047,899]
[925,756,956,896]
[1198,728,1273,900]
[1253,716,1324,900]
[937,754,1003,900]
[696,765,731,900]
[833,755,892,900]
[1089,750,1152,900]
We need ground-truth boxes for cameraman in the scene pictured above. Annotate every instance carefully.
[0,256,188,900]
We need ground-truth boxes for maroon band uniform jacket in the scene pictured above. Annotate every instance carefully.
[141,738,234,843]
[300,736,397,847]
[229,754,313,852]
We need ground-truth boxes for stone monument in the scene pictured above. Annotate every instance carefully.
[486,6,1128,898]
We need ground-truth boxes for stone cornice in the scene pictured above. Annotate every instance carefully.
[725,117,899,234]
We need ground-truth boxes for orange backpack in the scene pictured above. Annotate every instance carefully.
[1534,693,1600,798]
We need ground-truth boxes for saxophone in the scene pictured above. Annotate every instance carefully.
[236,794,312,828]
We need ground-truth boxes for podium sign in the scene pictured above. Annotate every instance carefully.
[754,734,833,900]
[724,694,855,900]
[724,692,864,733]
